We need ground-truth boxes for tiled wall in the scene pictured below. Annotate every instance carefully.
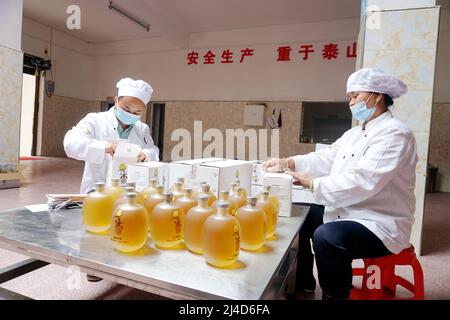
[362,7,440,254]
[429,103,450,192]
[162,101,316,162]
[0,44,22,174]
[39,95,101,156]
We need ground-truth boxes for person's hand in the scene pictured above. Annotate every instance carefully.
[105,142,117,157]
[137,152,148,162]
[287,171,314,189]
[262,158,294,172]
[262,158,281,172]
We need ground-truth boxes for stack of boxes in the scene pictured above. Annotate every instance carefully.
[107,144,325,218]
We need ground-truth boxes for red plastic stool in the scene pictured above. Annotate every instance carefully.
[350,245,424,300]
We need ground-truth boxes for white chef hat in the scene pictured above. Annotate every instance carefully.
[116,78,153,105]
[346,68,408,99]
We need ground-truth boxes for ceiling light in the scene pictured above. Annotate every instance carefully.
[108,1,150,32]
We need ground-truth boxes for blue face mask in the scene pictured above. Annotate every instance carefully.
[115,106,141,125]
[349,93,376,122]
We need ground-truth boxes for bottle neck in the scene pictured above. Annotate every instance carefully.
[217,207,228,215]
[198,200,208,208]
[127,197,136,205]
[220,194,229,201]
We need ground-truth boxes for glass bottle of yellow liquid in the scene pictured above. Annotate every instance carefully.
[175,187,198,218]
[229,187,246,210]
[170,177,185,191]
[83,182,114,234]
[184,194,216,254]
[113,186,136,212]
[198,183,217,206]
[149,192,184,249]
[125,182,145,205]
[170,181,185,201]
[202,202,241,268]
[260,185,280,213]
[233,178,248,198]
[190,181,206,200]
[212,191,238,216]
[256,191,278,239]
[111,192,149,253]
[144,185,165,222]
[106,178,124,204]
[141,178,158,200]
[236,197,267,251]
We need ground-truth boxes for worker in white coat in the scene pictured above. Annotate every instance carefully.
[64,78,160,194]
[263,68,418,300]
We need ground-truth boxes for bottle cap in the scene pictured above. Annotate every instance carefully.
[216,201,229,209]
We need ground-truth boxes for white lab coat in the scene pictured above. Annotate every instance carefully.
[64,107,159,194]
[293,111,418,254]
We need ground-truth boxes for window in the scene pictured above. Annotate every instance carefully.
[300,102,352,144]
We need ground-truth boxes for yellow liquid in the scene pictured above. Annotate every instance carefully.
[212,199,238,216]
[236,205,267,251]
[234,182,248,198]
[198,191,217,206]
[106,185,124,204]
[149,202,185,248]
[82,190,114,234]
[175,196,198,219]
[170,183,185,201]
[229,193,246,211]
[142,181,158,199]
[202,212,241,267]
[259,192,280,213]
[111,201,149,253]
[144,193,165,222]
[268,195,280,212]
[256,199,278,238]
[114,191,145,211]
[171,189,185,201]
[184,204,216,254]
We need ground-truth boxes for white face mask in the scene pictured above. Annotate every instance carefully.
[114,105,141,125]
[349,93,376,122]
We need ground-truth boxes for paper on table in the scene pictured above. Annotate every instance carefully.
[25,204,49,213]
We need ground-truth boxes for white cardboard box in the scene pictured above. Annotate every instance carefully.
[251,161,264,186]
[106,142,141,186]
[263,173,293,217]
[127,162,169,191]
[167,158,224,188]
[168,159,252,197]
[292,185,319,204]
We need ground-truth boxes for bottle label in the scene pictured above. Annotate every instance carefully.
[112,211,125,243]
[233,224,240,259]
[171,210,183,241]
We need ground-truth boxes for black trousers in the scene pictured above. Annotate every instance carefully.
[295,203,392,299]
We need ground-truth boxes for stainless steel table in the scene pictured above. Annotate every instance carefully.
[0,204,309,300]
